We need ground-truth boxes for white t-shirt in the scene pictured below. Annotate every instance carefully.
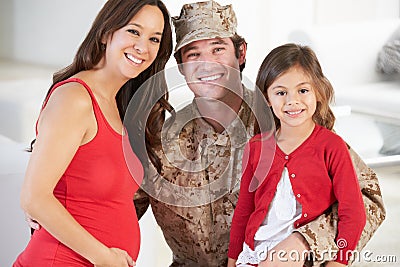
[237,167,302,265]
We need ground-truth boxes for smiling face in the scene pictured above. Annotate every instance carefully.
[267,65,317,130]
[178,38,245,103]
[105,4,164,79]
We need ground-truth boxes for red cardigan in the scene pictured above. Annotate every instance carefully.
[228,124,366,265]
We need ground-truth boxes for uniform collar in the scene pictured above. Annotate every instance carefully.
[190,85,254,148]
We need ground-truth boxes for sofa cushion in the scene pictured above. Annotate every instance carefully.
[376,24,400,74]
[376,39,400,74]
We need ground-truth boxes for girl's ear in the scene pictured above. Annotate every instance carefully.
[238,42,247,66]
[264,91,272,107]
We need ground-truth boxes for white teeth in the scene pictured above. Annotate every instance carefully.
[126,54,143,64]
[287,110,302,115]
[199,74,222,82]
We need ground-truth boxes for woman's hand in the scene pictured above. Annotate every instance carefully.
[94,247,135,267]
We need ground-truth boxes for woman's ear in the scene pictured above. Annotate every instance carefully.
[238,42,247,66]
[101,34,109,45]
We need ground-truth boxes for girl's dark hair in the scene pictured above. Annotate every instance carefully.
[254,43,335,135]
[31,0,173,172]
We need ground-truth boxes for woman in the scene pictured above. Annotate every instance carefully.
[13,0,172,266]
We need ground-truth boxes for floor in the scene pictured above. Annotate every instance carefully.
[1,61,399,266]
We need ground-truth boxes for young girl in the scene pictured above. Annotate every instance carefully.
[228,43,366,267]
[13,0,172,266]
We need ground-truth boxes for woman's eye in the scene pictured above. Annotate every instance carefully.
[128,29,139,35]
[150,37,160,43]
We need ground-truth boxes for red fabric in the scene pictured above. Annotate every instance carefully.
[14,78,143,266]
[228,124,366,265]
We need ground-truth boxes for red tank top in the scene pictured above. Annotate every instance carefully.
[14,78,143,266]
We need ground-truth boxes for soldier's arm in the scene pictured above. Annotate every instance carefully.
[133,188,150,220]
[133,161,157,220]
[295,146,386,265]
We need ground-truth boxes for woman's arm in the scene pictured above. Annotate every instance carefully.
[21,84,133,267]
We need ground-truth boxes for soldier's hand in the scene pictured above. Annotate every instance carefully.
[227,257,236,267]
[325,261,346,267]
[25,212,41,230]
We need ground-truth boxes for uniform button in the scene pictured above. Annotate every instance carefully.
[304,213,308,218]
[291,173,296,178]
[285,155,289,160]
[296,194,301,198]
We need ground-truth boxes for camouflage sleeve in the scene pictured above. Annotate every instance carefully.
[134,187,150,220]
[296,146,386,266]
[133,161,157,220]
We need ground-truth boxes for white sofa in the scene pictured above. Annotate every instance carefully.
[0,135,30,266]
[0,62,54,266]
[288,18,400,164]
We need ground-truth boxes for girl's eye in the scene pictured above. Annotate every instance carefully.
[276,91,286,96]
[299,88,309,94]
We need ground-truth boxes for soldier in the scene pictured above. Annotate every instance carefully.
[134,1,386,266]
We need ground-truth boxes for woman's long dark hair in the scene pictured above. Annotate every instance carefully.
[254,43,335,135]
[31,0,173,172]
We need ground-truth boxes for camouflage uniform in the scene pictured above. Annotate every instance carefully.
[134,1,386,266]
[136,86,255,266]
[173,1,237,53]
[297,148,386,266]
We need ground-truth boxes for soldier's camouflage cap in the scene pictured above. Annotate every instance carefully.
[172,0,237,53]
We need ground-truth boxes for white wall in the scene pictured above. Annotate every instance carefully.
[314,0,399,24]
[1,0,398,81]
[0,0,14,58]
[9,0,106,68]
